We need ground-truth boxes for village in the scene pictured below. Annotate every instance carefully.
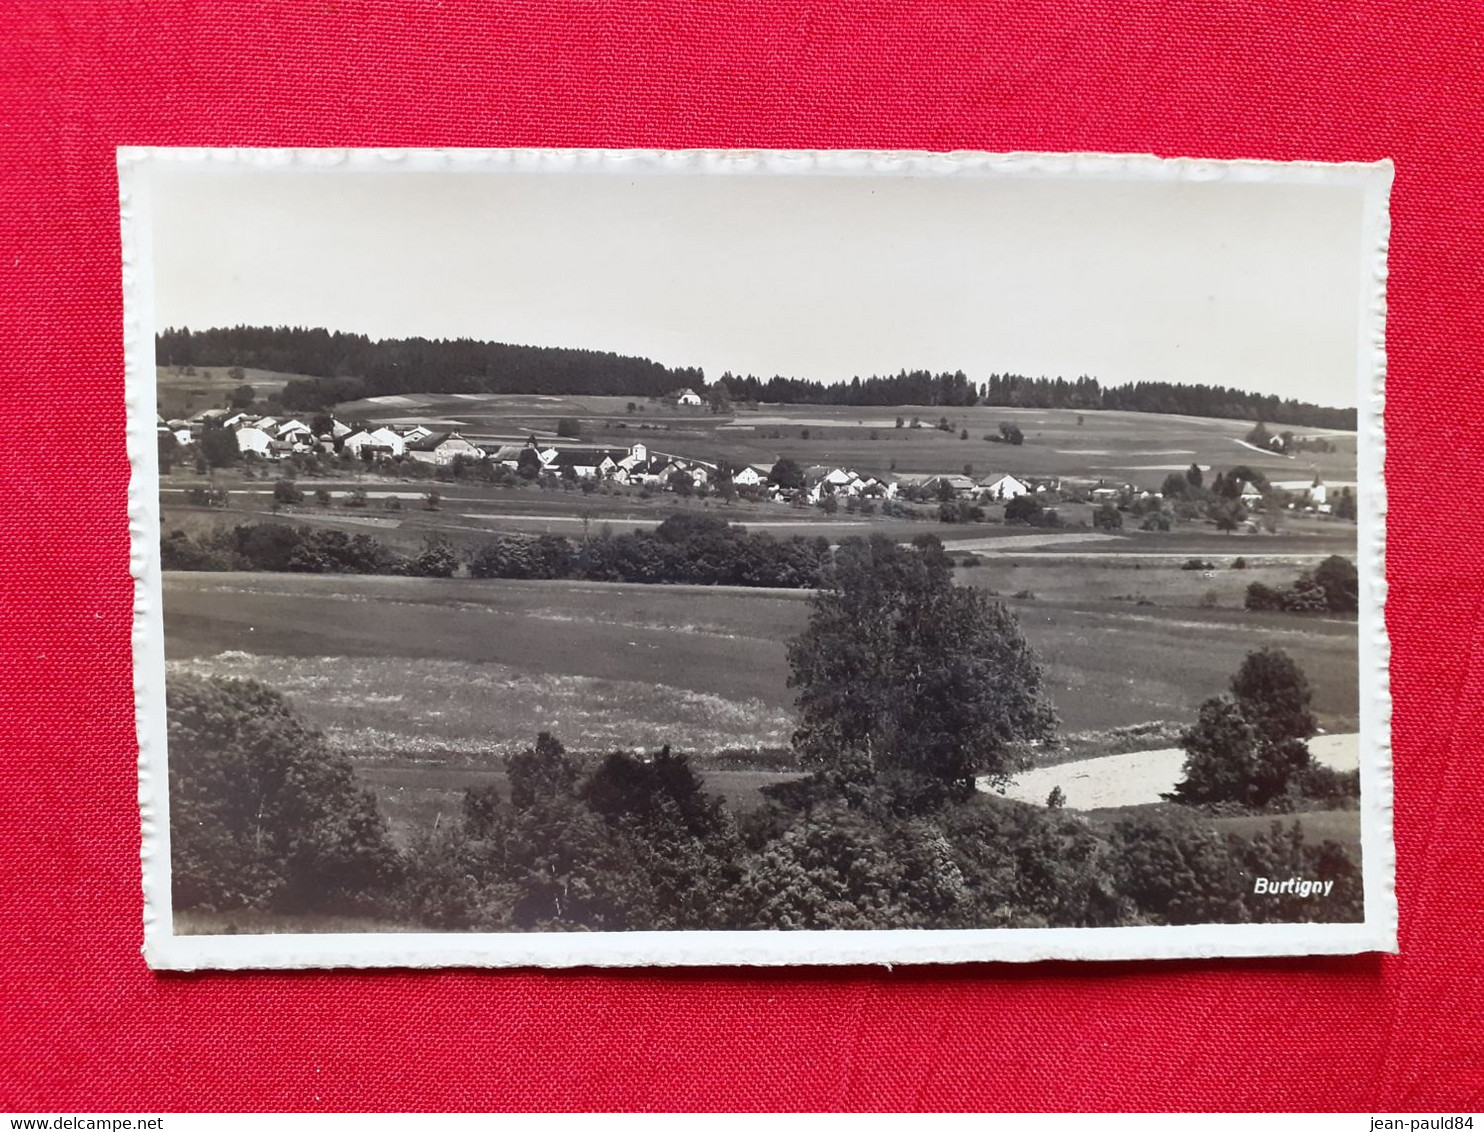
[158,386,1346,521]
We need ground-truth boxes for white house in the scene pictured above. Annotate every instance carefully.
[344,428,406,458]
[368,427,407,456]
[673,389,704,407]
[277,420,313,442]
[401,425,434,444]
[978,473,1029,501]
[329,419,353,439]
[223,412,252,429]
[406,431,483,465]
[235,427,273,457]
[732,466,764,488]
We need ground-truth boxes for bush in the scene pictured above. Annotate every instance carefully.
[938,500,985,524]
[1312,555,1359,613]
[410,538,458,578]
[1245,581,1284,611]
[272,479,304,505]
[1181,558,1215,571]
[1004,495,1044,526]
[1092,503,1123,530]
[1140,511,1172,532]
[1108,813,1247,925]
[1232,556,1247,569]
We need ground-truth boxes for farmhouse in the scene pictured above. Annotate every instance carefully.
[671,389,704,407]
[731,466,765,488]
[405,431,482,465]
[234,427,273,457]
[548,446,629,478]
[922,473,978,497]
[978,473,1029,501]
[344,427,406,458]
[401,425,434,445]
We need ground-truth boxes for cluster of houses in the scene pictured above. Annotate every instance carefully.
[160,408,1058,506]
[165,407,1345,515]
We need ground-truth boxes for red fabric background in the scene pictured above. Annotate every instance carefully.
[2,0,1481,1112]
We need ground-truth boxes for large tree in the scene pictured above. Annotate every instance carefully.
[786,536,1056,803]
[1166,648,1319,809]
[768,457,805,491]
[167,674,400,913]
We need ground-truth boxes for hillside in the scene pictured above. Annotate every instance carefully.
[157,326,1357,428]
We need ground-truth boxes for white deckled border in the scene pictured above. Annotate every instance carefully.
[120,147,1396,971]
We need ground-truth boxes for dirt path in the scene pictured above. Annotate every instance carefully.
[987,732,1359,810]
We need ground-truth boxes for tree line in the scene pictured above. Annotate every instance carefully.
[160,513,831,589]
[169,536,1363,932]
[159,326,1354,428]
[157,325,703,404]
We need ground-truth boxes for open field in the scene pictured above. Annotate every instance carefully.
[164,568,1357,745]
[156,365,312,420]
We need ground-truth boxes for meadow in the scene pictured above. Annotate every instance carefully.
[164,564,1358,844]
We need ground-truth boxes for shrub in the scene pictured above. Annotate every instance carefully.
[1232,556,1247,569]
[272,479,304,505]
[1312,555,1359,613]
[1092,503,1123,530]
[1140,511,1172,532]
[1244,581,1284,611]
[410,537,458,578]
[1004,495,1044,526]
[1108,813,1248,925]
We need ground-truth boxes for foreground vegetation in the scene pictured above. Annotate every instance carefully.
[169,539,1363,932]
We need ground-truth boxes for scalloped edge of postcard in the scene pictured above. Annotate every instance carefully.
[122,147,1396,971]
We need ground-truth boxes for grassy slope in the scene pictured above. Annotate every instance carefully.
[163,571,1357,736]
[156,365,314,420]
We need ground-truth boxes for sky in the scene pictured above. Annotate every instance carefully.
[149,162,1370,408]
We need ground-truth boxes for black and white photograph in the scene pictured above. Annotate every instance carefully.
[124,148,1394,968]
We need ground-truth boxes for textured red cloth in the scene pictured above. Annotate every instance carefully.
[2,0,1481,1113]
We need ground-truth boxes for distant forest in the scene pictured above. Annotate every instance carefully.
[156,325,1356,429]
